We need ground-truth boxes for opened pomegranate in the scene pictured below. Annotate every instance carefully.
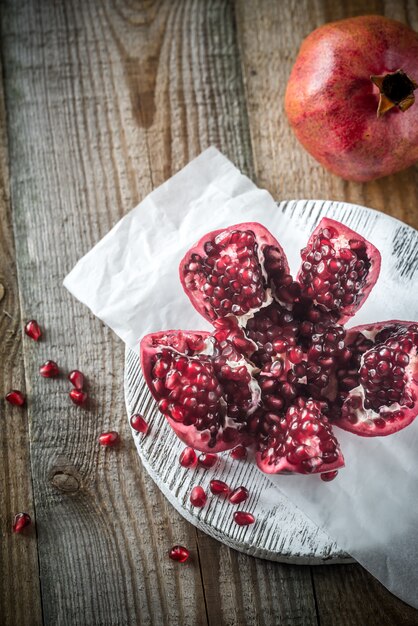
[141,219,417,477]
[285,16,418,181]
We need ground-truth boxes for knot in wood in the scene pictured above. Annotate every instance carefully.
[49,462,81,494]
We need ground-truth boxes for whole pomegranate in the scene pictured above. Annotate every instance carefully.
[140,219,418,479]
[285,16,418,182]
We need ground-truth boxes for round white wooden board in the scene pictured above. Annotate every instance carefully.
[124,199,418,564]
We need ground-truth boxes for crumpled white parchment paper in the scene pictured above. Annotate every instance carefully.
[64,147,418,609]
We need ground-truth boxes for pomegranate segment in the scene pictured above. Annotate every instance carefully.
[179,447,197,468]
[69,389,88,406]
[198,453,218,469]
[228,486,249,504]
[130,414,148,434]
[334,321,418,436]
[140,330,260,453]
[233,511,255,526]
[210,479,229,495]
[190,485,207,507]
[12,512,32,533]
[297,218,381,324]
[5,390,26,406]
[230,445,247,460]
[24,320,42,341]
[179,223,290,323]
[169,545,190,563]
[98,431,119,446]
[68,369,85,390]
[39,360,60,378]
[256,398,344,475]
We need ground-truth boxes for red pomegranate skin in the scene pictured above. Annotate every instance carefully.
[285,16,418,182]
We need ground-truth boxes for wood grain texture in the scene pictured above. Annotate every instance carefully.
[235,0,418,623]
[0,0,316,624]
[0,57,43,626]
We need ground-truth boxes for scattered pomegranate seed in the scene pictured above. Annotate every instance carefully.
[229,486,249,505]
[190,485,207,507]
[69,388,88,406]
[68,369,84,390]
[98,431,119,447]
[210,479,229,495]
[12,512,32,533]
[39,360,59,378]
[5,390,25,406]
[230,445,247,460]
[179,447,197,468]
[233,511,255,526]
[321,470,338,482]
[130,414,148,434]
[169,545,190,563]
[24,320,42,341]
[198,453,218,469]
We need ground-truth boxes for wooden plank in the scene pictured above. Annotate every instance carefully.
[197,529,318,626]
[1,0,317,624]
[235,0,418,622]
[0,56,43,626]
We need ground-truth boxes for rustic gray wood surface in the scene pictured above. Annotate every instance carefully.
[0,1,417,625]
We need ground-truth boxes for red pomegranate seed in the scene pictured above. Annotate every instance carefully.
[198,453,218,469]
[5,390,25,406]
[190,485,207,507]
[321,470,338,482]
[210,479,229,495]
[12,512,32,533]
[68,369,84,390]
[39,360,59,378]
[130,414,148,434]
[233,511,255,526]
[179,447,197,468]
[230,445,247,460]
[24,319,42,341]
[98,431,119,447]
[169,545,190,563]
[69,388,87,406]
[229,486,249,504]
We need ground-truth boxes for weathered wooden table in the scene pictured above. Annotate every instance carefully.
[1,1,418,625]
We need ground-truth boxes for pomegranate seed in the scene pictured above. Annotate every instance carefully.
[321,470,338,482]
[169,545,190,563]
[24,319,42,341]
[39,360,59,378]
[12,512,31,533]
[179,447,197,468]
[198,453,218,469]
[210,479,229,495]
[230,445,247,460]
[233,511,255,526]
[98,431,119,446]
[69,388,88,406]
[229,486,249,504]
[130,414,148,434]
[5,390,25,406]
[68,369,84,390]
[190,485,207,507]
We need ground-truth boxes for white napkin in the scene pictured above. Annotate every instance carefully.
[64,147,418,609]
